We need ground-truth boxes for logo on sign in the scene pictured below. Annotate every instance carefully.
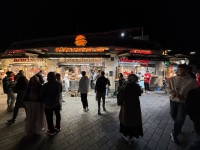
[74,35,87,46]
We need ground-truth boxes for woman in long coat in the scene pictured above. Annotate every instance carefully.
[118,74,143,142]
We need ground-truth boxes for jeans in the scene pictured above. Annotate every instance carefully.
[7,92,16,110]
[97,92,105,111]
[45,105,61,133]
[81,93,88,109]
[12,107,27,120]
[170,101,186,137]
[144,83,150,91]
[106,88,109,97]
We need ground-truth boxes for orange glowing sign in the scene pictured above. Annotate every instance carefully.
[74,35,87,46]
[129,50,152,54]
[55,47,109,53]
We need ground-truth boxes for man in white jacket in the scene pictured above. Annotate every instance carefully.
[78,71,89,112]
[166,64,198,145]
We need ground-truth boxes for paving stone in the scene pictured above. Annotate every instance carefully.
[146,140,157,150]
[76,143,89,150]
[106,137,118,148]
[78,136,91,146]
[151,133,161,142]
[87,144,99,150]
[137,139,147,150]
[99,144,110,150]
[96,137,109,147]
[156,140,168,150]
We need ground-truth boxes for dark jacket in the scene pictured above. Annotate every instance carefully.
[95,76,110,93]
[40,80,62,109]
[118,82,142,127]
[14,73,22,83]
[36,73,44,84]
[2,76,15,93]
[118,77,125,92]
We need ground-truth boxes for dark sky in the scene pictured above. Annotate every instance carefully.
[0,0,200,52]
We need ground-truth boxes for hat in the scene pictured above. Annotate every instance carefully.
[6,71,13,75]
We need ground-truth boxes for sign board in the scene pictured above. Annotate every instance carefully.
[119,58,148,64]
[5,50,26,54]
[13,58,44,62]
[129,50,152,55]
[75,35,87,46]
[55,47,109,53]
[60,58,102,63]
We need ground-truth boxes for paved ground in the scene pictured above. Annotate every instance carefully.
[0,88,197,150]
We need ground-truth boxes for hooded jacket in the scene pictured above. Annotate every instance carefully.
[2,76,15,93]
[166,74,198,103]
[78,76,89,93]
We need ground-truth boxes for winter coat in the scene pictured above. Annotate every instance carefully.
[118,82,142,127]
[40,80,62,109]
[78,76,89,93]
[2,76,15,93]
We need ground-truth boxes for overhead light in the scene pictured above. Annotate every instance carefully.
[167,50,171,52]
[121,33,124,37]
[190,52,195,54]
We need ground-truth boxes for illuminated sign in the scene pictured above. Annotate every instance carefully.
[55,47,109,53]
[75,35,87,46]
[13,58,44,62]
[60,58,102,63]
[129,50,152,54]
[5,50,26,54]
[119,58,148,64]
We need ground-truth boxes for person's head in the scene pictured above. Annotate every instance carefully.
[6,71,13,77]
[98,70,101,74]
[105,73,108,76]
[19,70,24,75]
[146,70,149,73]
[118,73,123,78]
[131,71,133,74]
[101,71,105,76]
[127,74,138,83]
[178,64,188,76]
[55,73,61,81]
[196,73,199,77]
[81,71,86,76]
[47,72,56,82]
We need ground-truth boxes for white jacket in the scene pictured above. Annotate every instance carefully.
[166,74,198,103]
[78,76,89,93]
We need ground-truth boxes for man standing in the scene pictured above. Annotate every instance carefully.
[78,71,89,112]
[166,64,198,144]
[2,71,16,111]
[143,70,151,93]
[95,71,110,115]
[14,70,24,83]
[40,72,62,136]
[36,70,45,84]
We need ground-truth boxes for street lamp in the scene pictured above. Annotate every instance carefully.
[121,33,124,37]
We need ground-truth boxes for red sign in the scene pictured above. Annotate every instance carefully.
[119,58,148,64]
[129,50,152,54]
[13,58,44,62]
[5,50,26,54]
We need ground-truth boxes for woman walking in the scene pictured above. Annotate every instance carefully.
[117,74,143,143]
[24,75,46,136]
[7,76,29,123]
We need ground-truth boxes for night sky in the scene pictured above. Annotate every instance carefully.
[0,0,200,53]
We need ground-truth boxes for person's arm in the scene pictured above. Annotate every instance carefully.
[107,78,111,86]
[166,78,176,96]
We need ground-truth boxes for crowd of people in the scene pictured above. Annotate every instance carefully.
[1,65,200,149]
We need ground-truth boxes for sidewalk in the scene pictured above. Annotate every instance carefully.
[0,90,197,150]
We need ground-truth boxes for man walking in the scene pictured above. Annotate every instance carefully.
[40,72,62,136]
[95,71,110,115]
[166,64,198,144]
[14,70,24,83]
[78,71,89,112]
[2,71,16,111]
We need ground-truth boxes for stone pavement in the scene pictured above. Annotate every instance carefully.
[0,90,197,150]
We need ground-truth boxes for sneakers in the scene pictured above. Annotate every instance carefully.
[98,111,101,115]
[54,125,61,132]
[7,119,16,123]
[46,130,56,136]
[171,133,181,145]
[147,91,150,94]
[122,135,129,141]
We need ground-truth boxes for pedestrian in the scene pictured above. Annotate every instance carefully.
[24,75,46,136]
[64,71,70,94]
[95,71,110,115]
[36,70,45,84]
[118,73,125,92]
[105,73,111,98]
[56,73,64,110]
[14,70,24,83]
[117,74,143,143]
[78,71,89,112]
[93,70,101,100]
[143,70,151,93]
[40,72,62,136]
[2,71,16,111]
[185,87,200,149]
[7,76,29,123]
[166,64,198,145]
